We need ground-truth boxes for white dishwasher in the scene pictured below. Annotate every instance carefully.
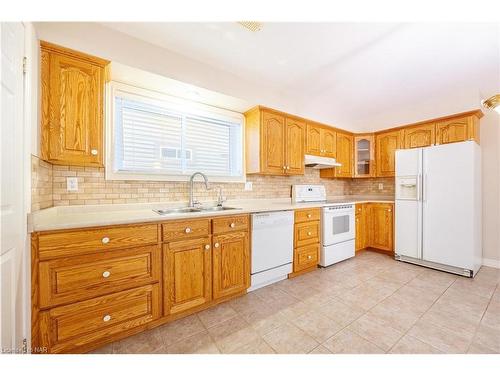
[249,210,294,291]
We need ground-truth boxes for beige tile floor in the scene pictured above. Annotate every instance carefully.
[91,251,500,354]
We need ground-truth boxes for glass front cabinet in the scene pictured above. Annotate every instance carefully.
[354,135,375,178]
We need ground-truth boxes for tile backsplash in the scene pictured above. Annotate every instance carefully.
[31,155,394,211]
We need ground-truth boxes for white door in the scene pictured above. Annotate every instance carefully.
[1,22,26,353]
[422,142,477,269]
[395,148,422,259]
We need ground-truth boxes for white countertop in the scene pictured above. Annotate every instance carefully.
[29,195,394,232]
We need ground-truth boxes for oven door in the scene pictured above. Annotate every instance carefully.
[322,206,355,246]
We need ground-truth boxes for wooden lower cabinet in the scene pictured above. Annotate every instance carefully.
[355,202,394,253]
[369,203,394,252]
[163,237,212,315]
[212,231,250,300]
[39,284,160,354]
[32,214,251,353]
[290,208,320,276]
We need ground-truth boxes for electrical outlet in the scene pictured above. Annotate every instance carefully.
[378,183,384,191]
[67,177,78,192]
[244,181,253,191]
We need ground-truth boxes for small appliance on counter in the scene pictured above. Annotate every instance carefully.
[292,184,356,267]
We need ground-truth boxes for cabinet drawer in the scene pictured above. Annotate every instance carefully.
[40,284,160,353]
[294,208,321,223]
[294,221,320,247]
[212,215,249,234]
[39,245,160,308]
[294,244,319,272]
[38,224,158,260]
[162,218,211,241]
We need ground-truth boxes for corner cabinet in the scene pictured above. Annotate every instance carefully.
[40,41,109,167]
[245,107,305,175]
[355,202,394,253]
[354,135,375,178]
[375,129,404,177]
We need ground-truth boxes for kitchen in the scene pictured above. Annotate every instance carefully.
[1,9,500,369]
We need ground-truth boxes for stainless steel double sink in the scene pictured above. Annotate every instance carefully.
[153,206,240,216]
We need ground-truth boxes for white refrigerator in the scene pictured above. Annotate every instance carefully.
[395,141,482,277]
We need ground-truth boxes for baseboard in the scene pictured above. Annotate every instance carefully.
[482,258,500,269]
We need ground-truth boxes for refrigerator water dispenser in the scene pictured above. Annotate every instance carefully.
[396,176,418,200]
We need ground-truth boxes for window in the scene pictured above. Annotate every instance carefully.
[107,82,244,182]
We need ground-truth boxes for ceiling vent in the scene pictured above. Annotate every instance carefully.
[238,22,262,32]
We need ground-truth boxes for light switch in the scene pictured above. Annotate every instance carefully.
[378,183,384,190]
[244,181,253,191]
[67,177,78,192]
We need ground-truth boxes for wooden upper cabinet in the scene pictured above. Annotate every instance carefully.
[306,124,322,156]
[404,123,436,149]
[245,107,305,176]
[261,111,286,175]
[375,129,404,177]
[163,237,212,316]
[212,231,250,300]
[321,128,336,158]
[369,203,394,252]
[305,124,336,158]
[436,115,479,145]
[334,132,353,178]
[285,118,305,175]
[354,135,375,178]
[40,41,109,166]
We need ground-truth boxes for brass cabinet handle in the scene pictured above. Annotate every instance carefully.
[185,227,191,233]
[101,237,110,244]
[307,214,312,218]
[307,255,312,260]
[102,271,111,278]
[103,314,111,322]
[91,149,98,156]
[214,242,220,248]
[307,232,312,236]
[204,244,210,250]
[230,222,236,228]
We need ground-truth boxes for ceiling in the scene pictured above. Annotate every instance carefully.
[101,22,500,132]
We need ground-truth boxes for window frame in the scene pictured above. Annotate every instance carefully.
[105,81,246,182]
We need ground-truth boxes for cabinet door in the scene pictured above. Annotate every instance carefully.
[404,123,435,149]
[163,237,212,315]
[335,133,353,177]
[369,204,394,251]
[306,124,322,156]
[212,231,250,300]
[321,128,337,158]
[435,117,474,145]
[355,204,366,251]
[44,51,105,166]
[285,118,305,175]
[375,130,404,177]
[354,135,375,178]
[261,111,286,174]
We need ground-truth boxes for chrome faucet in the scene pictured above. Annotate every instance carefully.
[188,172,210,208]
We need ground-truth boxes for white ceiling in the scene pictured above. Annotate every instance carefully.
[101,22,500,132]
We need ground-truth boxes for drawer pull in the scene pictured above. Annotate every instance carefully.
[102,271,111,278]
[307,255,312,260]
[230,222,236,228]
[101,237,110,244]
[307,214,312,218]
[214,242,220,248]
[204,244,210,250]
[388,209,392,212]
[91,149,98,156]
[185,227,191,234]
[307,232,312,236]
[103,314,111,322]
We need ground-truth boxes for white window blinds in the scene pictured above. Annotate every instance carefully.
[112,89,243,180]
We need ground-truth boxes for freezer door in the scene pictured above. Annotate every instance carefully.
[395,148,422,259]
[422,142,478,269]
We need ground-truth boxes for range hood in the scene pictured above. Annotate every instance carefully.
[304,154,342,169]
